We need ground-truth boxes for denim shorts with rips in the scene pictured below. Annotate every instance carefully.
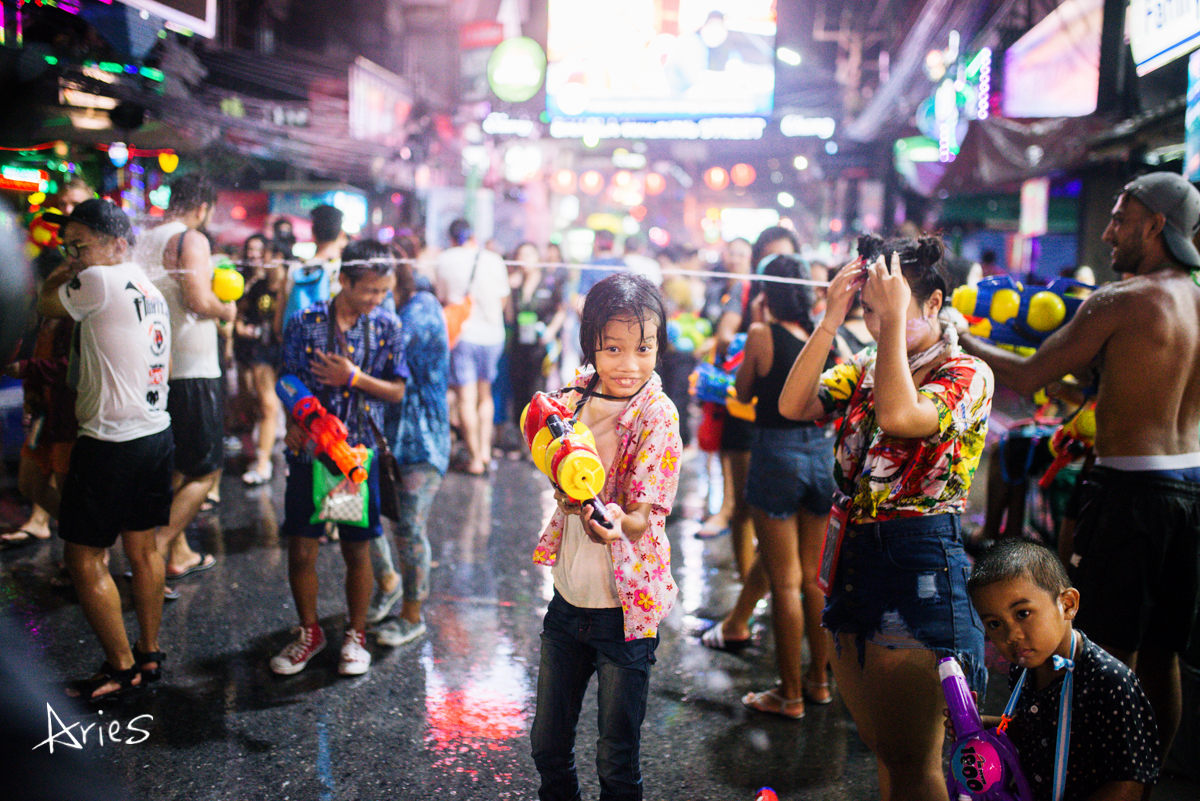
[822,512,987,695]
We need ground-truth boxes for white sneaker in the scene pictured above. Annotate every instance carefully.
[338,629,371,676]
[270,624,326,675]
[376,618,426,647]
[242,463,273,485]
[366,581,404,624]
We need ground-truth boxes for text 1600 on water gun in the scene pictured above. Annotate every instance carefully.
[940,657,1032,801]
[952,276,1093,354]
[276,374,368,484]
[520,392,612,529]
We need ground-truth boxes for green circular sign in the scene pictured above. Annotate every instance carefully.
[488,37,546,103]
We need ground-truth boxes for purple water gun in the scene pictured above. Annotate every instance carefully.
[940,657,1033,801]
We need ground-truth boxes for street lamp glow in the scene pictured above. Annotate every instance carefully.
[778,47,802,66]
[777,192,796,208]
[793,155,809,170]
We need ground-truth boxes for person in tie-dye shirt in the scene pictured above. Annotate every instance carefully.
[530,273,681,801]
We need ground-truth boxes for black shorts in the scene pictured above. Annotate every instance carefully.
[168,377,224,477]
[1072,466,1200,655]
[58,429,174,548]
[233,337,280,369]
[719,411,755,453]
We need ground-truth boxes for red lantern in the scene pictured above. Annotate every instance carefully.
[579,170,605,196]
[730,163,756,187]
[704,167,729,191]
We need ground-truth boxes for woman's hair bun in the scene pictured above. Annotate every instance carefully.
[914,237,944,268]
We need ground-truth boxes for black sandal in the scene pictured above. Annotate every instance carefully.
[65,661,143,703]
[132,646,166,683]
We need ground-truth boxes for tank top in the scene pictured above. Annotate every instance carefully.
[140,220,220,379]
[751,323,830,429]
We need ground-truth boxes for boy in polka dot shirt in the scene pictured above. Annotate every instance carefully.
[967,540,1159,801]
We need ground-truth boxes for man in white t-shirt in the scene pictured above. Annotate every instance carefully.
[140,174,236,581]
[38,199,174,702]
[435,219,510,475]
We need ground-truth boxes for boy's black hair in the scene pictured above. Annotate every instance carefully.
[857,233,948,304]
[967,539,1073,599]
[311,205,345,244]
[168,173,216,214]
[448,218,472,247]
[339,240,394,285]
[579,273,667,366]
[762,254,816,333]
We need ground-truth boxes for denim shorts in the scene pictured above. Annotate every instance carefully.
[744,425,836,518]
[449,340,504,386]
[822,513,987,694]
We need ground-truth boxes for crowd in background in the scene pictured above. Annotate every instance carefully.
[7,168,1180,801]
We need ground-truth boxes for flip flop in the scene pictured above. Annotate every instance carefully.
[699,623,752,653]
[1,529,51,546]
[695,516,732,539]
[803,677,834,706]
[742,688,805,719]
[167,552,216,579]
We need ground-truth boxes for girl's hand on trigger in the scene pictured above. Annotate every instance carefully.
[585,502,626,544]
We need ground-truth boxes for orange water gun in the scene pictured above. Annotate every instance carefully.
[1038,401,1096,489]
[276,374,368,484]
[520,392,613,528]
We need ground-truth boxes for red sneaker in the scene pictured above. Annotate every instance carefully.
[270,624,326,675]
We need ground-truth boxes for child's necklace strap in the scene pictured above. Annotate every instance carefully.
[998,629,1076,801]
[567,380,649,405]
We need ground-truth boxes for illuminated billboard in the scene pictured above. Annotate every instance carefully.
[113,0,217,39]
[546,0,776,121]
[1002,0,1101,119]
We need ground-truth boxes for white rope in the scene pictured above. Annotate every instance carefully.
[219,257,833,288]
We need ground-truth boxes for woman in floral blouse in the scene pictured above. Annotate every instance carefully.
[779,235,993,801]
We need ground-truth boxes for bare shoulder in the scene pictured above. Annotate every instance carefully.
[1097,271,1197,309]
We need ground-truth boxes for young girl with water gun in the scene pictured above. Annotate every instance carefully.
[529,273,682,801]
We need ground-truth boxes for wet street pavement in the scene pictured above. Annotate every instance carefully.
[3,431,1199,800]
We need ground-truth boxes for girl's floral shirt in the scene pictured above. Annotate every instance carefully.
[817,344,993,521]
[533,370,682,641]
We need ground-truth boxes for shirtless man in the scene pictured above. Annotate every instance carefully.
[959,171,1200,760]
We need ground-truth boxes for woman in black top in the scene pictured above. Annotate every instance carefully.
[233,233,284,484]
[734,254,838,718]
[507,242,565,424]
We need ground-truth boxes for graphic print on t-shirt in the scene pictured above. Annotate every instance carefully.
[125,280,169,323]
[125,280,171,411]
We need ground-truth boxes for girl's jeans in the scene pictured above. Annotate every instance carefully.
[531,591,659,801]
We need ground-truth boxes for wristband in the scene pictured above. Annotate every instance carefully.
[817,323,839,338]
[347,367,360,388]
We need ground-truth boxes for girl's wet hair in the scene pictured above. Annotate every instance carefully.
[858,233,948,304]
[579,273,667,366]
[762,254,816,332]
[967,539,1072,599]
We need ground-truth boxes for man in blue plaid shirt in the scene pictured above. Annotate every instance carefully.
[271,241,408,678]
